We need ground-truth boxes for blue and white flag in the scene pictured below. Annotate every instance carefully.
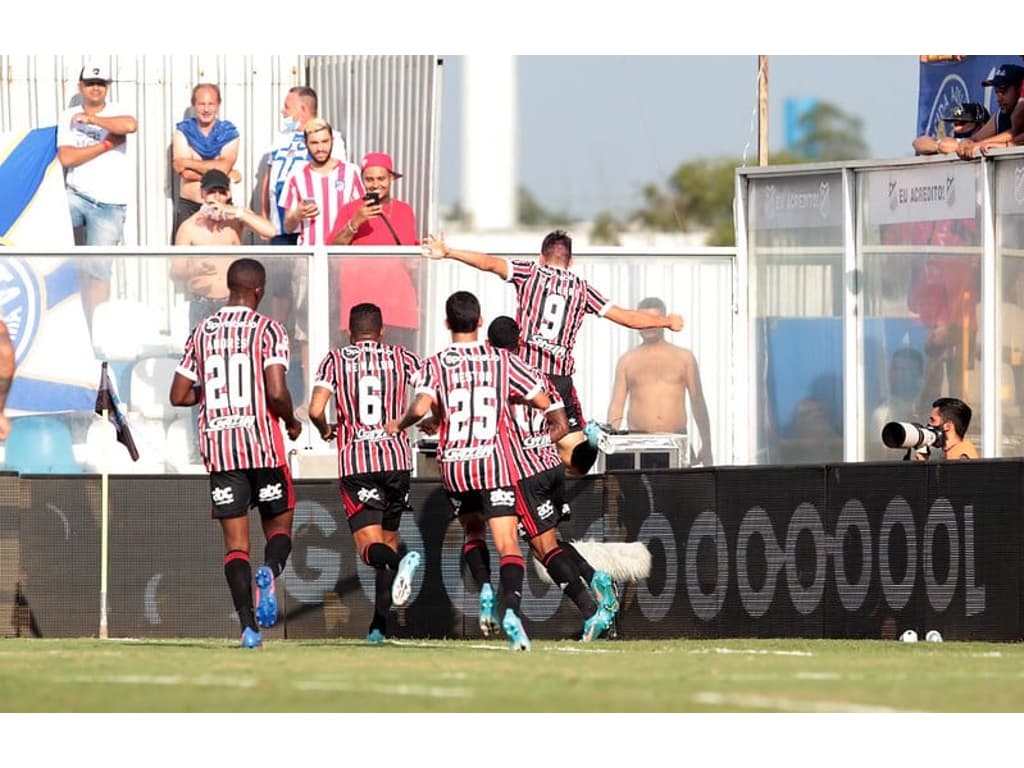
[1,126,100,415]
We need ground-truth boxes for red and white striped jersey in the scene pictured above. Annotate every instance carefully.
[313,340,423,476]
[175,305,291,472]
[281,160,364,245]
[507,373,564,477]
[504,259,612,376]
[413,341,543,492]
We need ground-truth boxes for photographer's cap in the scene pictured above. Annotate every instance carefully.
[361,152,402,179]
[79,61,112,84]
[200,169,231,191]
[982,64,1024,88]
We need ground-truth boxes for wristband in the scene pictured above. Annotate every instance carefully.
[101,139,113,152]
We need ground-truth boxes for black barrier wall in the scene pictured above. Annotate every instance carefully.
[3,463,1021,640]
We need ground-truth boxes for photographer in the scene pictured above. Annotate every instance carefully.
[912,397,979,461]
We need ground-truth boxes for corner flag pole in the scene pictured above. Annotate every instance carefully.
[99,407,110,640]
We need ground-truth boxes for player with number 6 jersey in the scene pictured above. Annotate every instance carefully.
[171,258,302,649]
[308,302,424,642]
[420,229,685,475]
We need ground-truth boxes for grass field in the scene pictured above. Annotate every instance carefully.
[2,636,1023,713]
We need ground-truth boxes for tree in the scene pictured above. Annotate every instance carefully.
[518,186,571,228]
[605,100,868,246]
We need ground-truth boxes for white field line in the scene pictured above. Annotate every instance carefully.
[55,674,472,699]
[694,691,904,713]
[385,638,617,654]
[689,647,814,657]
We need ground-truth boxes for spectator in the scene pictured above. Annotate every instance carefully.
[172,169,276,329]
[56,61,138,333]
[171,83,241,242]
[605,296,713,466]
[0,318,14,441]
[280,118,363,413]
[912,102,989,155]
[259,86,347,245]
[868,348,925,461]
[956,64,1024,159]
[330,151,420,350]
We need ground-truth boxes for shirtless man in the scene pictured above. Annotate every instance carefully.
[172,169,276,327]
[606,297,713,466]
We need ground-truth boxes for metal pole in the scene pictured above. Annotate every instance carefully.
[758,56,769,166]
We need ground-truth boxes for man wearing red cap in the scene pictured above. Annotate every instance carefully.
[330,152,420,350]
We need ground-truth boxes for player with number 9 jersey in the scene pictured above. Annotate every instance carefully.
[176,304,292,472]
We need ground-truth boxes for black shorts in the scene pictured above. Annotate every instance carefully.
[446,486,518,520]
[548,374,585,431]
[340,470,412,533]
[515,466,568,540]
[209,466,294,520]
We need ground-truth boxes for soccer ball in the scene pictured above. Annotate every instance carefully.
[925,630,943,643]
[899,629,918,643]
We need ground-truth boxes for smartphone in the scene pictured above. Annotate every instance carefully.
[364,191,380,206]
[302,197,316,206]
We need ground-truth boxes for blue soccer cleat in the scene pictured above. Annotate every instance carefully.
[478,583,500,638]
[581,607,614,642]
[591,570,620,615]
[254,565,278,628]
[240,626,263,649]
[583,420,609,451]
[392,550,421,607]
[366,628,385,645]
[502,609,532,652]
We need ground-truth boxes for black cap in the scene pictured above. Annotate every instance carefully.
[982,64,1024,88]
[941,102,990,124]
[200,169,231,191]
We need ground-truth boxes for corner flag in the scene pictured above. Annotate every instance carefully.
[94,361,139,461]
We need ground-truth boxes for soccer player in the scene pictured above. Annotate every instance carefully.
[169,258,302,649]
[421,229,684,475]
[488,316,618,641]
[307,302,424,643]
[384,291,567,651]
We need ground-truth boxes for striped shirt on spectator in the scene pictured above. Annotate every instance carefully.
[413,342,544,492]
[504,259,612,376]
[314,340,423,477]
[175,305,291,472]
[266,128,347,235]
[281,160,363,245]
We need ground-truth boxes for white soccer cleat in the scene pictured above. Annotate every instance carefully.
[391,551,421,607]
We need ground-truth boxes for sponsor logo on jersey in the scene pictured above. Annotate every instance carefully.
[440,446,495,461]
[523,434,552,449]
[342,345,362,360]
[355,428,388,442]
[527,335,567,358]
[258,483,284,503]
[211,486,235,505]
[489,489,515,507]
[207,414,257,430]
[357,487,382,503]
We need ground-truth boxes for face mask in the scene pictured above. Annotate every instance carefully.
[281,117,300,133]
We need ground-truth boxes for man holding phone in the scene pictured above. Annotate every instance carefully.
[330,152,420,350]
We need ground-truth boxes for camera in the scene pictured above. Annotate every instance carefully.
[364,191,380,206]
[881,421,946,450]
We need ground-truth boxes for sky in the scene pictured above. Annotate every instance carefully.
[439,55,922,220]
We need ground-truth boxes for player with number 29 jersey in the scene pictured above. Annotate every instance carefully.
[176,305,291,471]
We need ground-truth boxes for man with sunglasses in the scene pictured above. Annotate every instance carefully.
[913,102,989,155]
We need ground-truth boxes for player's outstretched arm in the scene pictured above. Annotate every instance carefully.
[422,233,509,279]
[604,305,684,332]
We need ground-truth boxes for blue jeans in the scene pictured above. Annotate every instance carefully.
[67,187,126,279]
